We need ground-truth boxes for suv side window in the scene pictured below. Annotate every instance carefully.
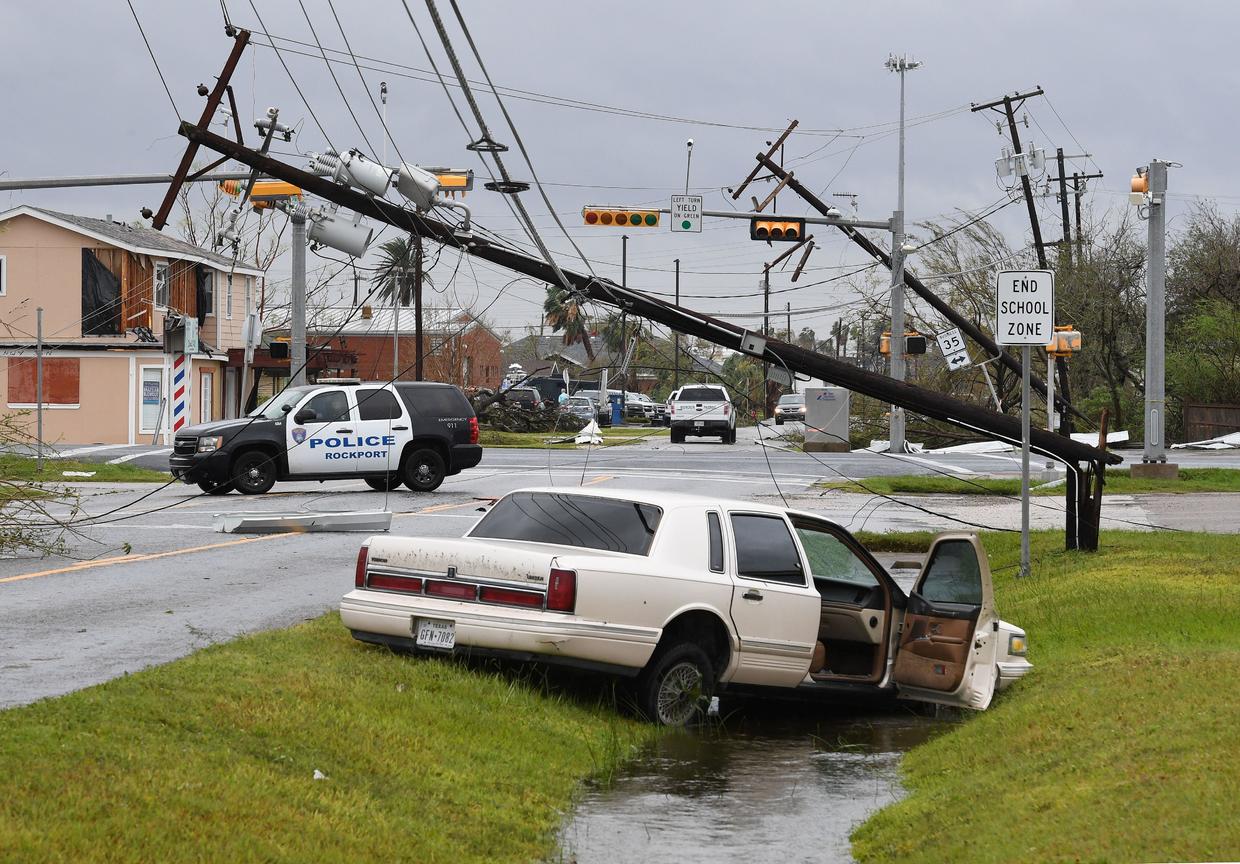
[730,513,804,585]
[357,388,402,421]
[302,390,350,424]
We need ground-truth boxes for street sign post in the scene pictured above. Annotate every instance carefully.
[670,194,702,233]
[996,269,1055,579]
[935,327,970,371]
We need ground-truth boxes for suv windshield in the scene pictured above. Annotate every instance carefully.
[779,394,803,405]
[250,386,316,419]
[470,491,663,555]
[678,386,727,402]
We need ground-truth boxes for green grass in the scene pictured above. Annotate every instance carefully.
[0,614,651,863]
[820,467,1240,497]
[853,530,1240,863]
[0,453,170,483]
[479,427,669,449]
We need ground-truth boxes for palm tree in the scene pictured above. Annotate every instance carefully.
[543,287,596,362]
[371,235,433,379]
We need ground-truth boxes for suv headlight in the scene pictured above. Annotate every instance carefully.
[1008,633,1028,656]
[197,435,225,453]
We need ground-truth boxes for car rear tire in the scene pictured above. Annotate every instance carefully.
[198,480,234,495]
[670,428,684,444]
[636,643,715,727]
[231,451,277,495]
[402,448,446,493]
[364,473,401,492]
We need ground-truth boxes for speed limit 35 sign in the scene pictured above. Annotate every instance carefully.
[935,327,970,370]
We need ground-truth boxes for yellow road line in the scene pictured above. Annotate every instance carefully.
[581,474,613,486]
[415,500,485,514]
[0,532,297,584]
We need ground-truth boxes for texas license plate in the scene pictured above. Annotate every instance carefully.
[694,420,704,427]
[414,617,455,650]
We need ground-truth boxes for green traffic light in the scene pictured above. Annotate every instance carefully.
[629,213,642,226]
[644,213,657,226]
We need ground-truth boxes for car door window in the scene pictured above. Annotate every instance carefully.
[357,388,402,420]
[919,539,983,605]
[730,513,803,585]
[793,523,878,589]
[302,390,350,424]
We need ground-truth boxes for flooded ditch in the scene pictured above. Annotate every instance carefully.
[559,703,950,863]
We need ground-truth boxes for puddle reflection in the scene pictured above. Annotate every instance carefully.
[560,703,949,864]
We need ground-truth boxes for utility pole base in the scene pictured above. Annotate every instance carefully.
[1130,462,1179,480]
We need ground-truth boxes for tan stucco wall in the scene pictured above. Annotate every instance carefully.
[1,352,146,445]
[0,213,254,350]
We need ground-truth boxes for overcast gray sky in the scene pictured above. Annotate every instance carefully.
[5,1,1238,341]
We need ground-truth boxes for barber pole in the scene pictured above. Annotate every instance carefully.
[171,353,191,434]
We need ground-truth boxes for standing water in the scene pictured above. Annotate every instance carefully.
[559,704,949,863]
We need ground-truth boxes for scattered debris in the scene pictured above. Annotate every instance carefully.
[1173,431,1240,450]
[61,471,96,478]
[313,769,327,781]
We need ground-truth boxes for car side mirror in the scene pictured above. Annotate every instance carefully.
[294,409,316,424]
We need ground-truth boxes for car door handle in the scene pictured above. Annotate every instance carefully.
[335,428,353,433]
[392,425,409,431]
[742,589,763,601]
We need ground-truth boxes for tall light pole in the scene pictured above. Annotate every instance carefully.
[885,53,921,454]
[289,206,307,387]
[1134,159,1177,479]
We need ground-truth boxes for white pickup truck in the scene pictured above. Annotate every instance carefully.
[669,384,737,444]
[340,487,1031,725]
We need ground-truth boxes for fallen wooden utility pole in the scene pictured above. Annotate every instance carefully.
[167,120,1118,549]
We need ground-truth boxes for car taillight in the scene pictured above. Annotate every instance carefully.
[479,586,543,608]
[468,416,479,444]
[546,568,576,613]
[723,404,730,416]
[669,403,675,416]
[354,544,369,588]
[368,573,424,593]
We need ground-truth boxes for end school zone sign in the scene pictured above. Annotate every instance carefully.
[995,270,1054,345]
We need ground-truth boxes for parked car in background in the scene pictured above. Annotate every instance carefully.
[625,392,655,421]
[504,386,543,410]
[562,395,598,424]
[341,487,1031,725]
[669,384,736,444]
[573,389,620,427]
[774,392,806,425]
[651,398,670,427]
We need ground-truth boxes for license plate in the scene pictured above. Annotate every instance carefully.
[414,617,455,650]
[694,420,704,427]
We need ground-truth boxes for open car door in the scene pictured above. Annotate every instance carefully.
[893,533,999,710]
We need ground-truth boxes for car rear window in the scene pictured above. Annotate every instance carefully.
[396,384,472,418]
[470,492,663,555]
[678,386,727,402]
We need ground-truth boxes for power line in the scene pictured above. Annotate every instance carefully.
[124,0,180,121]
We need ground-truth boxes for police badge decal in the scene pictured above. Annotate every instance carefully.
[291,427,307,444]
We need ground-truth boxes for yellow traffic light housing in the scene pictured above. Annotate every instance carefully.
[219,179,303,210]
[582,207,660,227]
[750,218,805,242]
[1045,325,1082,358]
[880,331,927,356]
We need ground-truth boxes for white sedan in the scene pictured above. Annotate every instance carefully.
[340,488,1031,725]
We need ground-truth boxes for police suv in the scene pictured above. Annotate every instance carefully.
[169,380,481,495]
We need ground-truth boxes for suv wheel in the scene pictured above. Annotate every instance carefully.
[636,643,715,726]
[402,448,446,493]
[231,451,277,495]
[670,428,684,444]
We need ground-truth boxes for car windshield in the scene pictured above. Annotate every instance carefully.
[250,386,316,419]
[779,394,803,405]
[470,491,663,555]
[678,386,726,401]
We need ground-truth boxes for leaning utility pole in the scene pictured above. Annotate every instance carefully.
[414,236,424,381]
[971,88,1048,269]
[289,207,307,387]
[886,54,921,452]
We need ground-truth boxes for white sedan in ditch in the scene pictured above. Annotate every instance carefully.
[340,488,1031,725]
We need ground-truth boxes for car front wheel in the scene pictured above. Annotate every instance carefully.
[402,448,446,492]
[636,643,715,726]
[364,473,402,492]
[231,451,277,495]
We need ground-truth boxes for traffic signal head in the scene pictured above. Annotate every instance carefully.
[750,218,805,242]
[582,207,660,227]
[879,331,926,355]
